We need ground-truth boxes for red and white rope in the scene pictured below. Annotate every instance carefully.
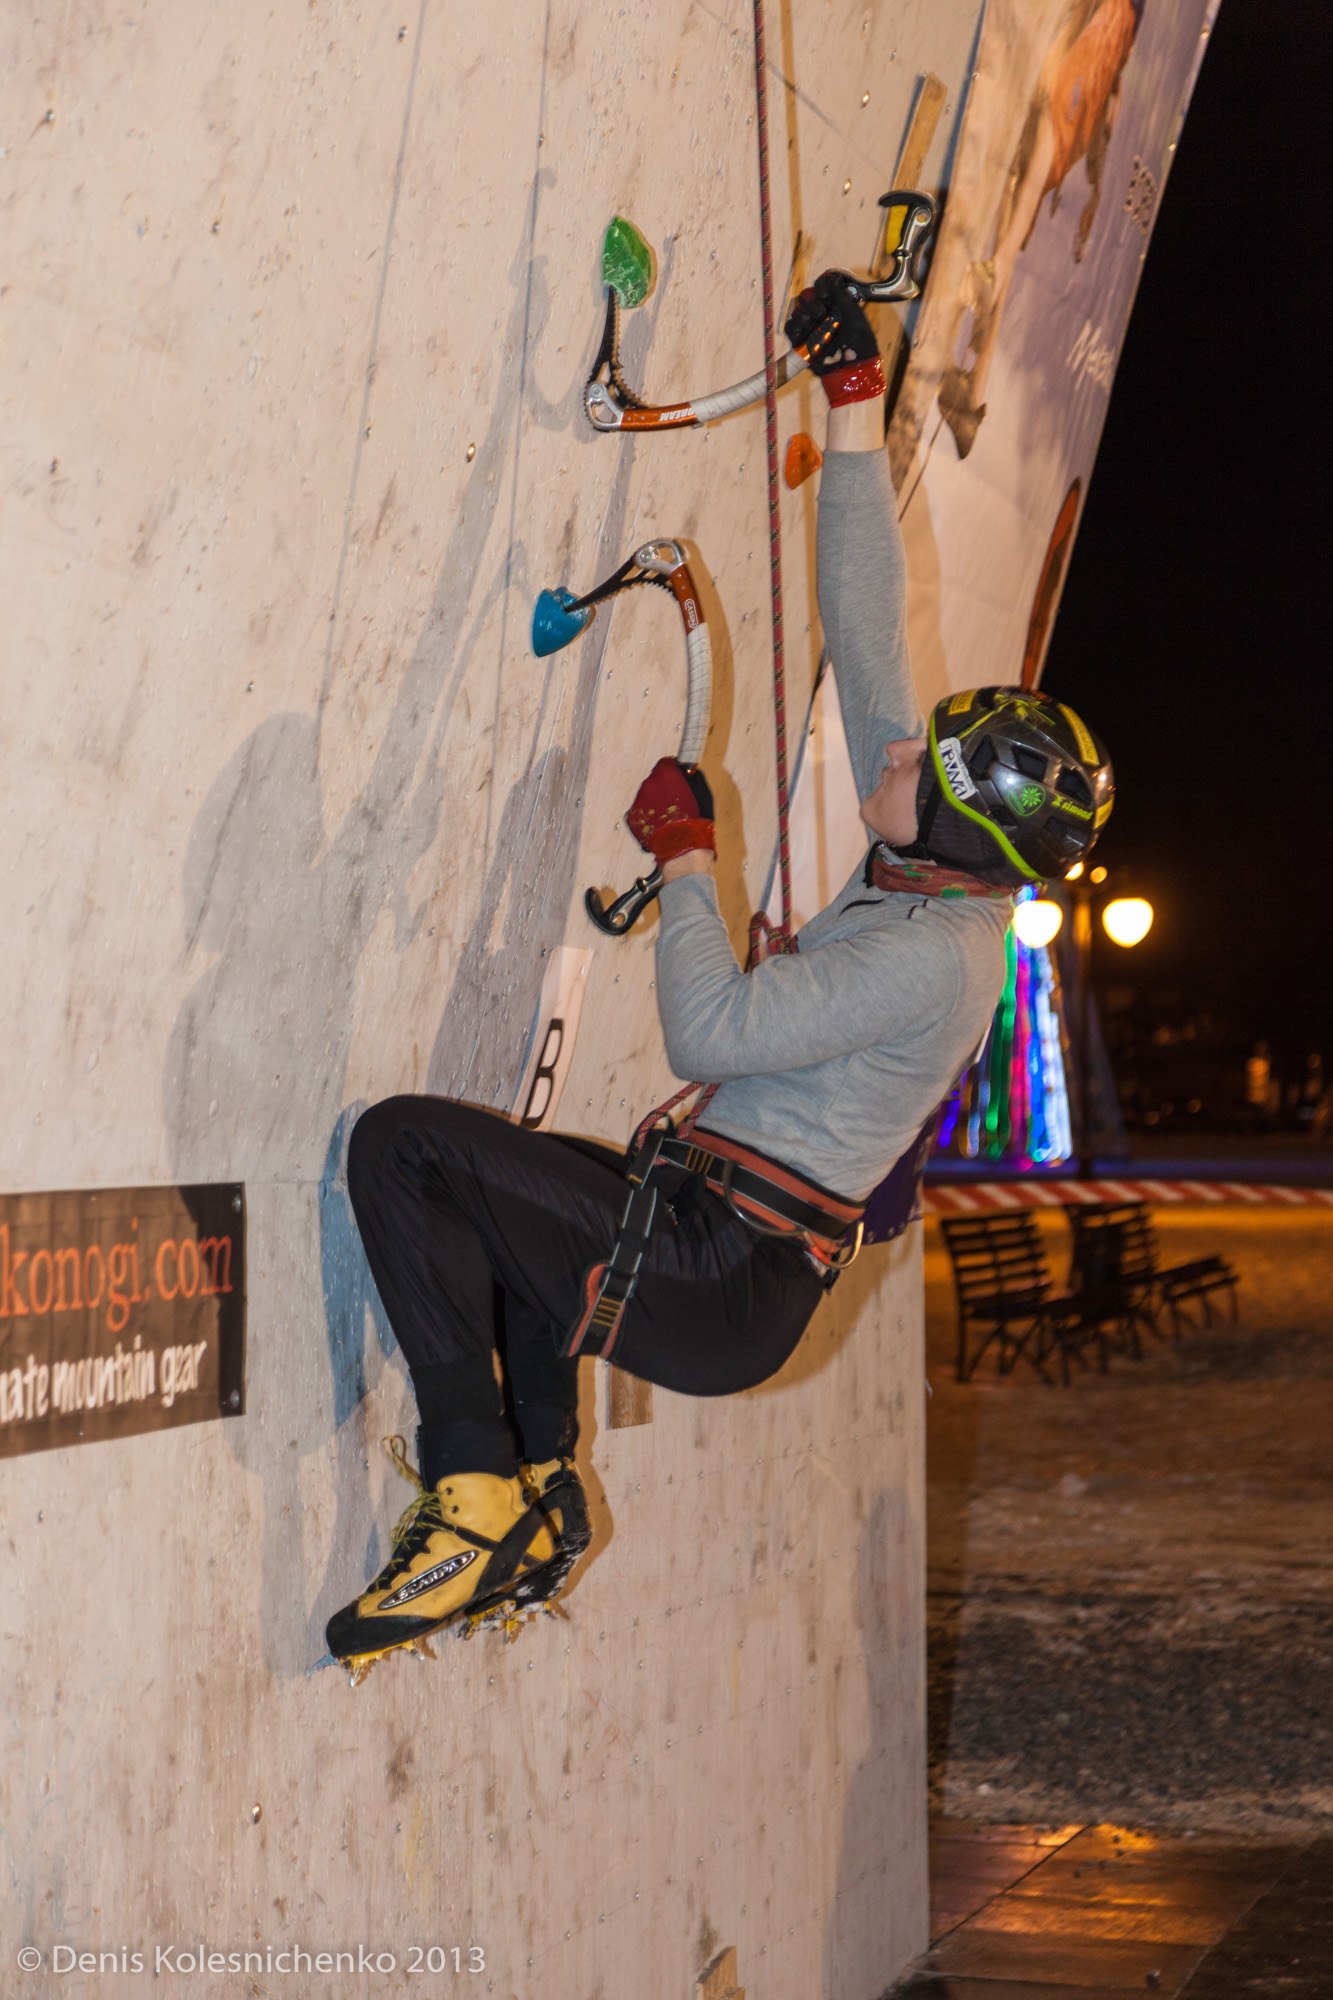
[749,0,797,966]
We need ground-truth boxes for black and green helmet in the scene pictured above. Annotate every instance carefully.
[913,686,1114,885]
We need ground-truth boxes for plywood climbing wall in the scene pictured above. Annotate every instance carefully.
[1,5,980,1995]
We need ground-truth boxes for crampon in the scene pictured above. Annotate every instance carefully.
[458,1594,570,1645]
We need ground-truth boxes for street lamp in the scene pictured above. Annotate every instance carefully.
[1067,869,1154,1175]
[1103,897,1154,948]
[1012,896,1064,950]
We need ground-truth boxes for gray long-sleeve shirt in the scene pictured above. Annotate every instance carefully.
[653,450,1010,1201]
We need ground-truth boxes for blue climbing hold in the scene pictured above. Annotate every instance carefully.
[532,587,593,657]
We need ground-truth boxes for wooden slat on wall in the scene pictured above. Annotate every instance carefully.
[606,1362,653,1429]
[697,1943,744,2000]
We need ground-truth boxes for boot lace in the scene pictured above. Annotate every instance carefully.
[372,1435,448,1585]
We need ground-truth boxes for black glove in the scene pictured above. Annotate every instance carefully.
[784,270,879,375]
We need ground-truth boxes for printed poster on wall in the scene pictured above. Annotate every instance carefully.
[891,0,1222,703]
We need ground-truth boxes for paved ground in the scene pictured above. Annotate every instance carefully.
[885,1205,1333,1995]
[923,1207,1333,1837]
[890,1820,1333,1998]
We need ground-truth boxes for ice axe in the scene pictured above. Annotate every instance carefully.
[530,539,713,936]
[583,191,937,433]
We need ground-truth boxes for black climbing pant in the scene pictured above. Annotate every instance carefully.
[346,1095,826,1470]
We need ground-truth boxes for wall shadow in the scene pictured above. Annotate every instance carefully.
[163,192,685,1677]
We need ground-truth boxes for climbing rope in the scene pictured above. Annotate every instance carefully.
[749,0,797,970]
[633,0,795,1152]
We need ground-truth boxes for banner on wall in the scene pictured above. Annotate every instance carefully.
[891,0,1221,700]
[0,1184,246,1458]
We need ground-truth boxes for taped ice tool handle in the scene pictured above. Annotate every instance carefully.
[585,541,713,937]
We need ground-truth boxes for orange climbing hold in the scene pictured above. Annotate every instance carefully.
[784,432,823,489]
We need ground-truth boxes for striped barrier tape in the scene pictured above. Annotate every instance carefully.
[923,1179,1333,1213]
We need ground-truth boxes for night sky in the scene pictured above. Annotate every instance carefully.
[1041,0,1326,1056]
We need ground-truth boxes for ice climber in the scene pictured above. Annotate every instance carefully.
[325,271,1114,1679]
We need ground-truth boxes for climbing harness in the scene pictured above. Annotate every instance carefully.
[562,855,1013,1362]
[531,538,712,937]
[583,190,936,435]
[562,1125,867,1362]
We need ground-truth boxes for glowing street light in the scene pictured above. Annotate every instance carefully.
[1013,897,1064,949]
[1102,896,1154,948]
[1066,872,1153,1175]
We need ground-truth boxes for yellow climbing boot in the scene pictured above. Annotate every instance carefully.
[327,1437,558,1682]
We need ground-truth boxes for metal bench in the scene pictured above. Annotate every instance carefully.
[939,1212,1120,1386]
[1064,1201,1159,1358]
[1066,1201,1240,1339]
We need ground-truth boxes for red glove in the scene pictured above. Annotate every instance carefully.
[626,758,716,865]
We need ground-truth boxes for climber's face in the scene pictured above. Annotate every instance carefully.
[860,736,927,848]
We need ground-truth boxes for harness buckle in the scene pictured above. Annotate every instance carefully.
[827,1220,864,1272]
[626,1123,670,1186]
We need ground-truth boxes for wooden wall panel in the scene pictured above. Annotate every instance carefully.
[0,4,978,1992]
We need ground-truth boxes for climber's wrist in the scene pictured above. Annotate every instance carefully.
[826,390,886,455]
[661,850,716,883]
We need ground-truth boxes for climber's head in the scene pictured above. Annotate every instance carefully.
[904,686,1114,886]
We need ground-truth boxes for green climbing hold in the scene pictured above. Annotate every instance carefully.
[602,216,654,308]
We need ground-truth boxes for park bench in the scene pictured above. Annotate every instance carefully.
[939,1212,1127,1387]
[1065,1200,1240,1338]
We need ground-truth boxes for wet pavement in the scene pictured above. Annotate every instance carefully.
[923,1206,1333,1835]
[892,1203,1333,1991]
[890,1820,1333,1997]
